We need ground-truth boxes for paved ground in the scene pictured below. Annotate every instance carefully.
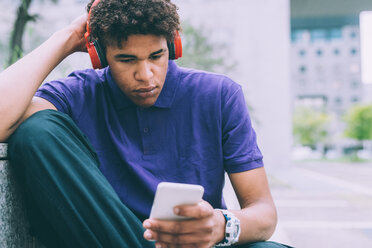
[267,160,372,247]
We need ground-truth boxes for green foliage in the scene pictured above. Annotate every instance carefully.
[176,22,235,74]
[343,104,372,141]
[293,106,330,148]
[9,45,23,64]
[0,40,6,69]
[7,0,57,66]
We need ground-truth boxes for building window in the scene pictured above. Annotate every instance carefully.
[350,31,357,39]
[335,97,342,104]
[310,29,327,42]
[350,81,359,89]
[298,49,306,57]
[291,30,310,43]
[299,65,307,74]
[329,28,343,39]
[351,97,359,103]
[350,48,358,56]
[316,49,323,57]
[333,48,340,56]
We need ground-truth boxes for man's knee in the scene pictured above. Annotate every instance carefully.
[9,110,64,152]
[8,109,97,173]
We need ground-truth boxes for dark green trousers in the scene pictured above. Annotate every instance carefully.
[8,110,291,248]
[236,241,293,248]
[9,110,154,248]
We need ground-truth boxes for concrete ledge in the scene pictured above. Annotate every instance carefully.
[0,143,7,159]
[0,143,41,247]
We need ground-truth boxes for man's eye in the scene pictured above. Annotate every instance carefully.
[120,58,135,63]
[150,55,162,60]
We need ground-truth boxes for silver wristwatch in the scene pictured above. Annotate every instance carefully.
[215,209,241,247]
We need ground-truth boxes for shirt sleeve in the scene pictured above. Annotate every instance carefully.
[221,83,264,173]
[35,70,92,119]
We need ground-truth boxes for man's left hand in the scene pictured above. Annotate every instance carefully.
[143,200,225,248]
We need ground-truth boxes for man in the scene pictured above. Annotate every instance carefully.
[0,0,289,247]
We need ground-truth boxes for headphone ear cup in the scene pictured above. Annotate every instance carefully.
[93,40,108,68]
[168,31,182,60]
[86,40,107,69]
[173,31,182,60]
[86,41,102,69]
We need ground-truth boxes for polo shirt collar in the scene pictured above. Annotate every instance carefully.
[153,61,180,108]
[105,61,180,110]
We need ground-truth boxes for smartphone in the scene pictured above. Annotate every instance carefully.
[149,182,204,221]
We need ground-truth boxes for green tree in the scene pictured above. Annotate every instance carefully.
[176,22,235,74]
[343,104,372,142]
[8,0,58,66]
[293,106,330,150]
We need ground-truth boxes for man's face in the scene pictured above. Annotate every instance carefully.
[106,34,169,108]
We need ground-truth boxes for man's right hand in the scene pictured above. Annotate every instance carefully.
[66,14,89,54]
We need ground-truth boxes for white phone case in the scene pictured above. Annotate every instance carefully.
[149,182,204,220]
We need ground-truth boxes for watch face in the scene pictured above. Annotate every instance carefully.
[233,224,240,239]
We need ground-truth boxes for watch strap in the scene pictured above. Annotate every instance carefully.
[214,209,241,247]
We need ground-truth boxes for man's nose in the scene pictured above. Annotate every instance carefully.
[135,61,154,82]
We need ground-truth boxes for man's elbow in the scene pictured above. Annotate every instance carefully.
[0,129,12,142]
[0,121,19,142]
[261,203,278,241]
[264,204,278,240]
[264,208,278,240]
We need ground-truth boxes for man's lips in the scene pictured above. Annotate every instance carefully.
[135,86,157,92]
[134,86,157,98]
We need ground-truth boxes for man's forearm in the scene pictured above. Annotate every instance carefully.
[232,200,277,244]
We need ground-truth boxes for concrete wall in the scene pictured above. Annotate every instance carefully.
[174,0,292,169]
[0,144,38,247]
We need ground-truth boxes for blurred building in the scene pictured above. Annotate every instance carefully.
[291,22,362,115]
[290,0,372,149]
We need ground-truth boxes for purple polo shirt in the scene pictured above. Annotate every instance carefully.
[35,61,263,220]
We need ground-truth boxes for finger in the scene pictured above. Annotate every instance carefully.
[71,14,88,28]
[144,217,213,234]
[157,241,212,248]
[143,229,156,241]
[144,219,192,234]
[151,230,213,245]
[69,14,89,52]
[175,200,213,219]
[144,219,215,245]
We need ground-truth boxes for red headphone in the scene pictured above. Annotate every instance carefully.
[84,0,182,69]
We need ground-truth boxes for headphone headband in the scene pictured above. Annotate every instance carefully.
[85,0,105,69]
[84,0,182,69]
[85,0,100,41]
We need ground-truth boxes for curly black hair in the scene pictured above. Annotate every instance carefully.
[86,0,181,48]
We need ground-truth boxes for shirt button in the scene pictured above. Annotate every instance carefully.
[143,127,149,133]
